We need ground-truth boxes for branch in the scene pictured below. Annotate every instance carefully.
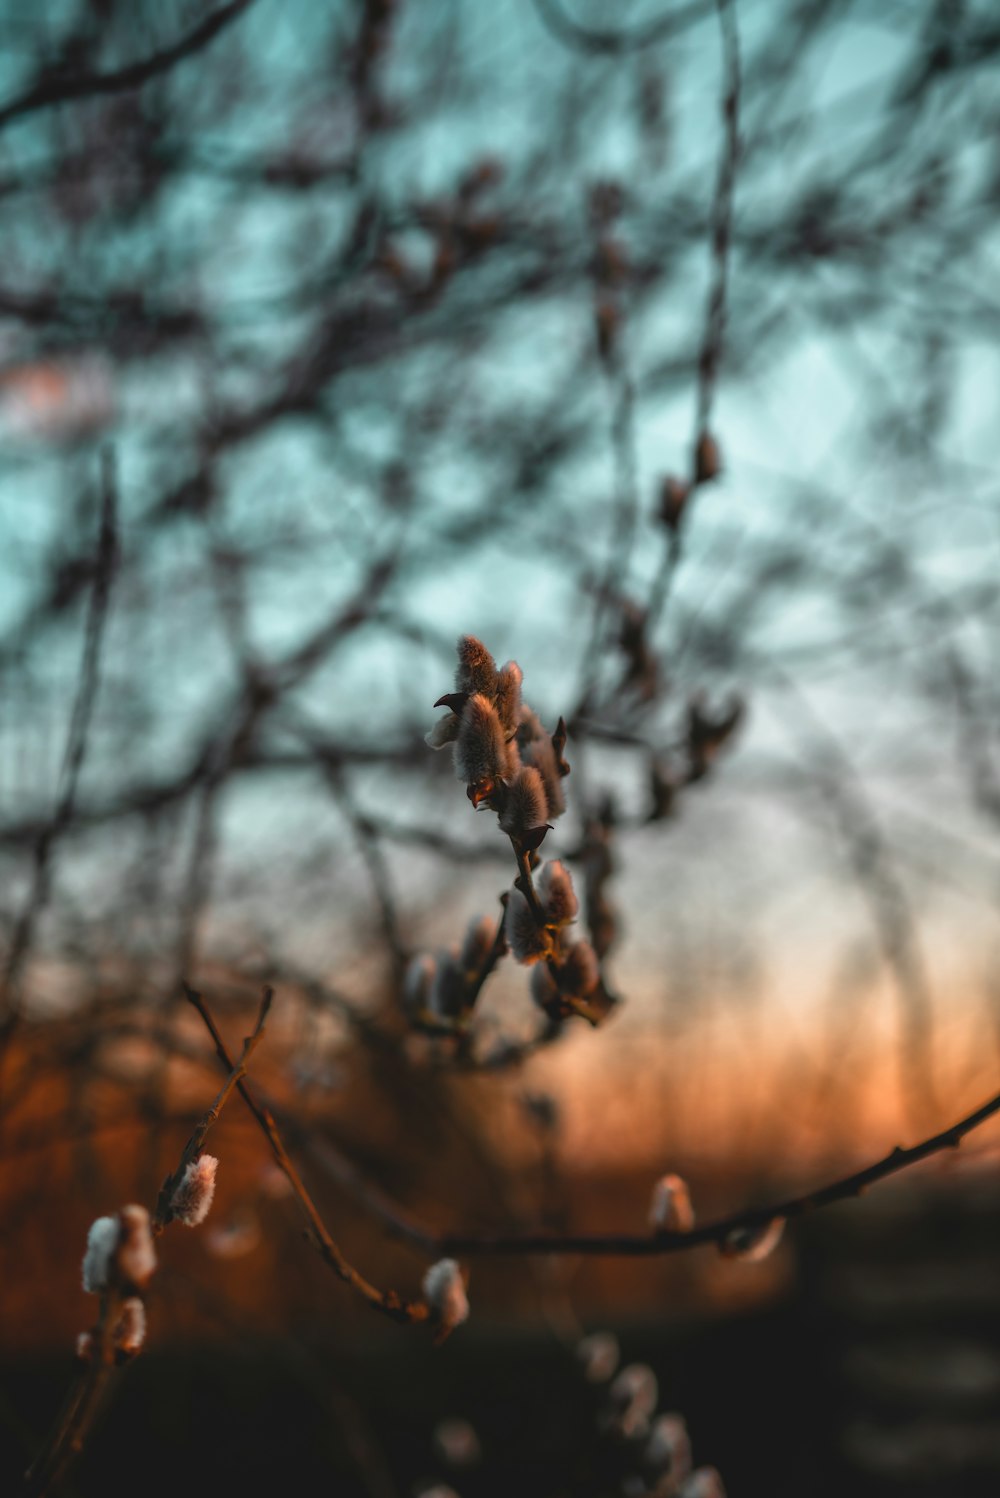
[436,1081,1000,1256]
[184,985,430,1325]
[0,0,258,132]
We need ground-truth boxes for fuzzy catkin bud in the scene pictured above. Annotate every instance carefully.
[679,1468,727,1498]
[537,861,578,926]
[82,1215,119,1293]
[519,716,566,819]
[170,1156,218,1227]
[426,714,460,751]
[117,1205,156,1288]
[559,941,599,998]
[455,694,507,793]
[646,1414,692,1480]
[506,887,549,965]
[493,660,523,735]
[499,766,548,840]
[116,1297,146,1355]
[578,1331,620,1383]
[720,1217,785,1262]
[649,1173,695,1234]
[423,1258,469,1332]
[455,636,498,699]
[610,1363,658,1419]
[530,961,559,1012]
[459,916,495,977]
[404,953,436,1016]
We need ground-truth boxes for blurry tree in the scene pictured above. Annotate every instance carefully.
[3,0,1000,1493]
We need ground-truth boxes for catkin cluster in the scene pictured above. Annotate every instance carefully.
[407,637,609,1036]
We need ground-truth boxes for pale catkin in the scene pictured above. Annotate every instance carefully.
[117,1205,157,1288]
[493,660,523,734]
[537,860,578,925]
[116,1297,146,1355]
[82,1215,119,1293]
[649,1174,695,1233]
[170,1155,218,1227]
[560,940,599,998]
[499,766,548,839]
[455,635,498,698]
[506,887,549,964]
[422,1258,469,1330]
[459,915,495,977]
[454,694,507,789]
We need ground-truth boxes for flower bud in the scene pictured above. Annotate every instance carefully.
[499,766,548,840]
[82,1215,119,1293]
[455,694,507,799]
[494,660,523,735]
[426,714,460,751]
[423,1258,469,1333]
[459,915,496,977]
[679,1468,727,1498]
[537,860,578,926]
[506,887,549,965]
[117,1205,156,1289]
[649,1173,695,1234]
[434,1416,481,1469]
[610,1363,658,1419]
[577,1330,620,1383]
[646,1414,692,1480]
[116,1297,146,1356]
[720,1217,785,1262]
[455,635,498,698]
[170,1155,218,1227]
[559,940,599,999]
[403,953,436,1016]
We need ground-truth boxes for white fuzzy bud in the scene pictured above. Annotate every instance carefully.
[82,1215,119,1293]
[434,1416,481,1469]
[170,1155,218,1227]
[76,1331,94,1362]
[459,916,495,977]
[610,1363,658,1419]
[426,715,460,751]
[404,953,436,1015]
[536,860,578,925]
[117,1205,157,1288]
[649,1174,695,1234]
[679,1468,727,1498]
[423,1258,469,1332]
[499,766,548,839]
[506,887,548,964]
[116,1297,146,1355]
[493,660,523,734]
[577,1331,619,1383]
[720,1217,785,1262]
[455,635,498,698]
[455,694,507,793]
[647,1414,692,1480]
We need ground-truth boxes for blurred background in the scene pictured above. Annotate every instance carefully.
[2,0,1000,1493]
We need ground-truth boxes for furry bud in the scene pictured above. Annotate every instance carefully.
[426,714,460,751]
[649,1173,695,1233]
[646,1414,692,1480]
[679,1469,727,1498]
[115,1297,146,1356]
[506,887,549,965]
[537,861,578,926]
[578,1331,620,1383]
[499,766,548,840]
[170,1155,218,1227]
[459,916,496,977]
[518,711,566,819]
[455,694,507,796]
[423,1258,469,1333]
[494,660,523,735]
[403,953,435,1016]
[559,941,599,999]
[82,1216,119,1293]
[455,636,498,698]
[720,1217,785,1262]
[117,1205,156,1289]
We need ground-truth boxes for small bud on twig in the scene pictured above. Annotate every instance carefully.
[536,860,578,926]
[649,1173,695,1234]
[115,1297,146,1356]
[423,1258,469,1336]
[720,1217,785,1262]
[507,887,549,964]
[82,1216,118,1293]
[117,1205,156,1289]
[170,1155,218,1227]
[577,1330,620,1383]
